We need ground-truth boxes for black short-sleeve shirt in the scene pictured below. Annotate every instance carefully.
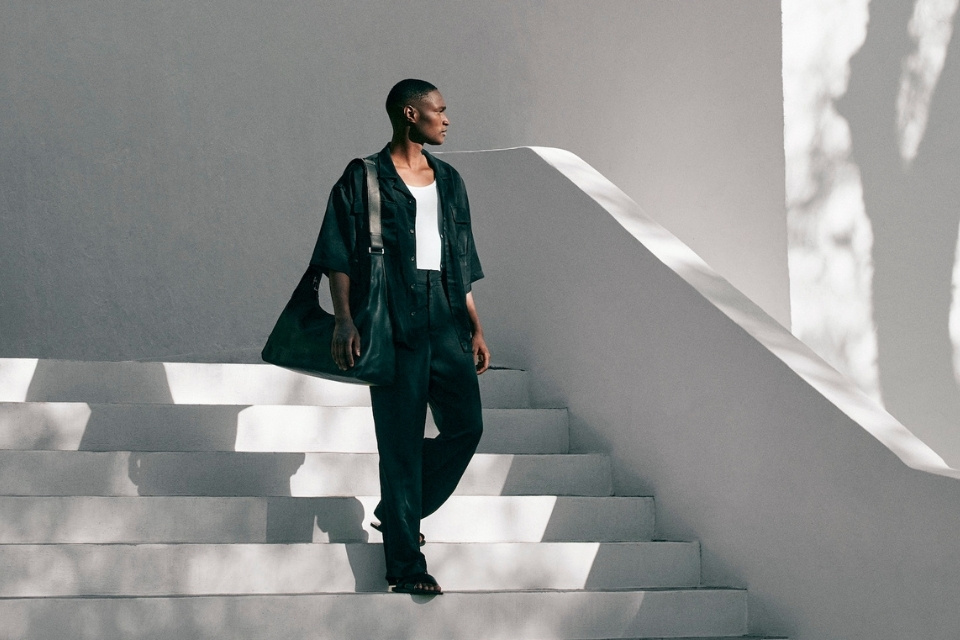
[310,145,483,350]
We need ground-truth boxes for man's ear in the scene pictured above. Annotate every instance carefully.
[403,104,418,123]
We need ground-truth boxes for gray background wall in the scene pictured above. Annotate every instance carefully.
[0,0,787,361]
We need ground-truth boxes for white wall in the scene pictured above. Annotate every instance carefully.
[449,147,960,640]
[784,2,960,465]
[0,0,787,362]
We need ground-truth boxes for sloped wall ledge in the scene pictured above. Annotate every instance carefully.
[443,147,960,640]
[529,146,955,480]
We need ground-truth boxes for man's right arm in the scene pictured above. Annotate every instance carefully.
[329,270,361,370]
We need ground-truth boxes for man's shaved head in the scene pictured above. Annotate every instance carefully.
[385,79,438,125]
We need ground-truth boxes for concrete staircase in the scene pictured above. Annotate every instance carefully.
[0,359,782,639]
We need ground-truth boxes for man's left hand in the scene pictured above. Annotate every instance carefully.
[473,332,491,375]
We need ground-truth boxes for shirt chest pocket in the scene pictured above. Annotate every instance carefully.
[352,194,404,257]
[356,189,403,221]
[452,206,471,255]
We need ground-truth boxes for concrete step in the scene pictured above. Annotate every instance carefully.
[0,359,531,408]
[0,495,655,544]
[0,451,611,497]
[0,589,748,640]
[0,541,700,596]
[0,403,569,454]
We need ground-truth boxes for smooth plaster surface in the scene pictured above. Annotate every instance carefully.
[448,147,960,640]
[816,2,960,465]
[0,0,787,362]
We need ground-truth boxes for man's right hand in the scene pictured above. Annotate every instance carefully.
[328,271,359,370]
[332,320,361,370]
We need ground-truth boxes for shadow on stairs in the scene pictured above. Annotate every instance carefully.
[0,358,785,639]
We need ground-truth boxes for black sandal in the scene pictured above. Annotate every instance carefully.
[371,521,425,547]
[392,572,442,595]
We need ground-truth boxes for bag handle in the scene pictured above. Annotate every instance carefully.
[362,158,383,253]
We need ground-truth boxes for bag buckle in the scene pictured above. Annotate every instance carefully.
[369,247,385,255]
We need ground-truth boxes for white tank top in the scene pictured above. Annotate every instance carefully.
[406,181,442,271]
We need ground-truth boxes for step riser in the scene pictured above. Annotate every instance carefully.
[0,404,569,454]
[0,496,655,544]
[0,591,748,640]
[0,359,531,408]
[0,358,757,640]
[0,542,700,596]
[0,452,611,497]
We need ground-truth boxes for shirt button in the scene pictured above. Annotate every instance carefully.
[410,284,416,290]
[409,257,415,262]
[409,228,415,234]
[410,311,417,316]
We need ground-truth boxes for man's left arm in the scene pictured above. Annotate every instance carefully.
[465,291,490,374]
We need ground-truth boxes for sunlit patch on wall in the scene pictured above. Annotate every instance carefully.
[0,359,40,402]
[783,0,882,401]
[949,225,960,386]
[897,0,960,166]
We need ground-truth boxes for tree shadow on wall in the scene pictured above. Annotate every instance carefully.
[838,4,960,463]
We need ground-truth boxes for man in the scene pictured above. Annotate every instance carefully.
[311,79,489,595]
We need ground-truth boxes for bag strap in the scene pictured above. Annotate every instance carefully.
[361,158,383,253]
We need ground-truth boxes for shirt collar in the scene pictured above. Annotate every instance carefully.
[376,144,448,186]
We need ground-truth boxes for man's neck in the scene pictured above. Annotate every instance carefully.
[389,138,434,186]
[389,138,428,170]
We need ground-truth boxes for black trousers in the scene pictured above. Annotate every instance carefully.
[370,269,483,581]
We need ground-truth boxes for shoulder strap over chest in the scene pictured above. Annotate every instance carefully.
[361,157,383,253]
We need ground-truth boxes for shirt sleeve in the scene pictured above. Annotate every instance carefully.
[460,180,484,293]
[310,162,363,281]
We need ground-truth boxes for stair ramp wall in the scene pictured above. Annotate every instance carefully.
[438,147,960,640]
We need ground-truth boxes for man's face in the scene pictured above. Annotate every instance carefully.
[408,90,449,145]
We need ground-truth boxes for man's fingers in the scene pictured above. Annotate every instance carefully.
[347,332,361,367]
[475,346,491,375]
[332,326,361,371]
[343,338,360,369]
[332,341,344,370]
[332,340,351,370]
